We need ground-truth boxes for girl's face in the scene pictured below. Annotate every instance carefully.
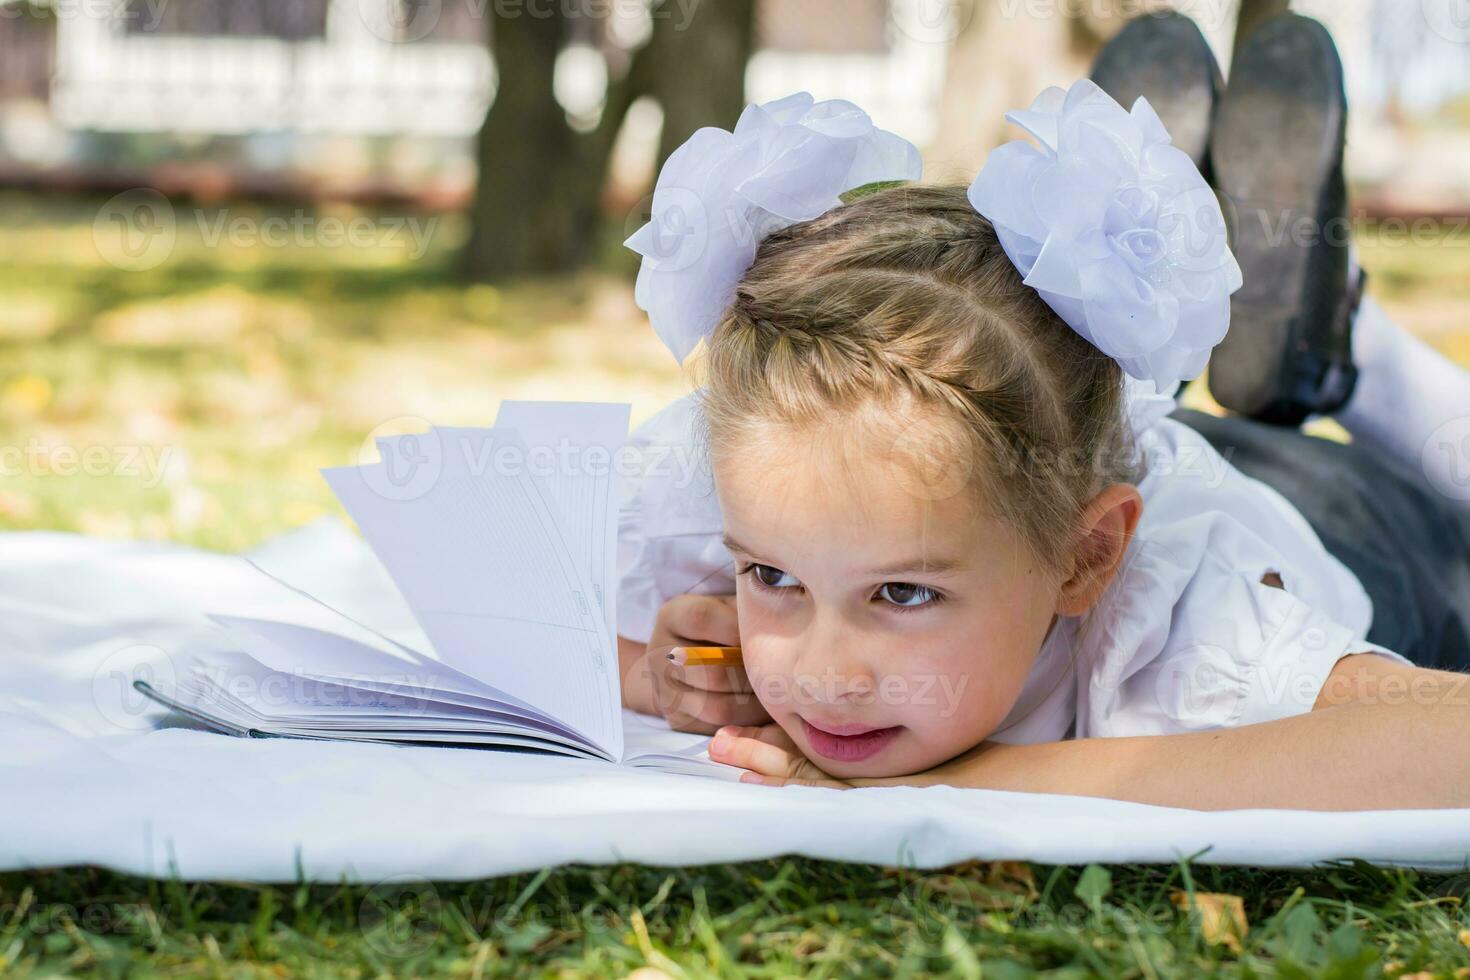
[711,416,1065,780]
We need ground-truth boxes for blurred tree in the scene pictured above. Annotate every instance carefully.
[645,0,755,171]
[931,0,1299,175]
[0,2,54,103]
[928,0,1094,177]
[460,0,755,280]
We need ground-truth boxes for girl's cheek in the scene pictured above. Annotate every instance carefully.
[745,645,818,722]
[742,650,789,710]
[891,655,993,737]
[734,599,799,694]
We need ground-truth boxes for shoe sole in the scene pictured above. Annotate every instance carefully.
[1089,11,1221,173]
[1208,13,1347,423]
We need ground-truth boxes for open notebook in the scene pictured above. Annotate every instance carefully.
[137,401,740,780]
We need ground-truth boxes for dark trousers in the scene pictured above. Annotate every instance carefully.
[1175,410,1470,672]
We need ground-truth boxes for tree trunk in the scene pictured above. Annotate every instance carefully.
[459,1,755,280]
[460,10,598,279]
[1233,0,1290,55]
[648,0,755,169]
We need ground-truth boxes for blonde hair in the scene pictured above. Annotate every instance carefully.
[699,184,1141,568]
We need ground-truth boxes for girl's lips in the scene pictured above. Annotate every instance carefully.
[799,716,902,763]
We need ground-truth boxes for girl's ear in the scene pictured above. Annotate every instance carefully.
[1055,483,1144,617]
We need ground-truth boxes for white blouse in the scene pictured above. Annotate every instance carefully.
[614,381,1412,743]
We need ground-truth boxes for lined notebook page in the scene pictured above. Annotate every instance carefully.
[493,401,628,642]
[323,425,622,758]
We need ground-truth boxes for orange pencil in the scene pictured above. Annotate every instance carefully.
[667,645,742,667]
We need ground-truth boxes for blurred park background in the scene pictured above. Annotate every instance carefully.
[1,0,1468,552]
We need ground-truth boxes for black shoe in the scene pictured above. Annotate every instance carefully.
[1089,10,1221,174]
[1207,12,1360,426]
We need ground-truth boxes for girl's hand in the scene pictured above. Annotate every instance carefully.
[634,594,772,735]
[708,723,855,788]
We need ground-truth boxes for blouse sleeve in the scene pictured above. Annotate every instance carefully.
[1079,508,1416,738]
[615,392,736,644]
[1076,416,1414,739]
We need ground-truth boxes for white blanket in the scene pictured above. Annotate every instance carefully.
[4,520,1468,881]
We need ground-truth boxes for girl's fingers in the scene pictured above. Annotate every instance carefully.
[718,700,776,728]
[662,595,740,648]
[714,724,771,743]
[661,662,753,694]
[686,698,773,730]
[709,723,850,788]
[657,691,771,733]
[739,773,846,788]
[755,722,799,752]
[708,729,798,778]
[655,667,764,714]
[715,722,796,751]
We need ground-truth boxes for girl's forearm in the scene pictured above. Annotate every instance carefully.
[889,699,1470,810]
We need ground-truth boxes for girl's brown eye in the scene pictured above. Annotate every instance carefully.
[879,582,936,607]
[753,563,799,588]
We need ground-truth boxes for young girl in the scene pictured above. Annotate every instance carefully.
[615,31,1470,808]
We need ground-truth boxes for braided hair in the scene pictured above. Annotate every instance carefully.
[699,183,1141,568]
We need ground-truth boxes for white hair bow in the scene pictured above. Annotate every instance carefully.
[968,79,1243,391]
[625,92,923,363]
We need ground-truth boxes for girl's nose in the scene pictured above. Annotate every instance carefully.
[791,614,877,706]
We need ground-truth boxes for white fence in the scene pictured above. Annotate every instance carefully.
[40,0,948,146]
[50,0,494,136]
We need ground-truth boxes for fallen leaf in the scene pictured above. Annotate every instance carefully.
[1171,891,1247,953]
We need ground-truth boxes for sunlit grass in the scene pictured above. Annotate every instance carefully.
[0,192,688,550]
[3,859,1470,977]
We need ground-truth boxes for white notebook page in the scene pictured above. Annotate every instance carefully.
[493,401,628,641]
[322,424,622,758]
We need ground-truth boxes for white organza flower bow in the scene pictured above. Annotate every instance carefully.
[968,79,1243,390]
[625,92,922,363]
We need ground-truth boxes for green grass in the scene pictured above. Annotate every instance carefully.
[4,860,1470,977]
[0,191,688,551]
[4,194,1470,977]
